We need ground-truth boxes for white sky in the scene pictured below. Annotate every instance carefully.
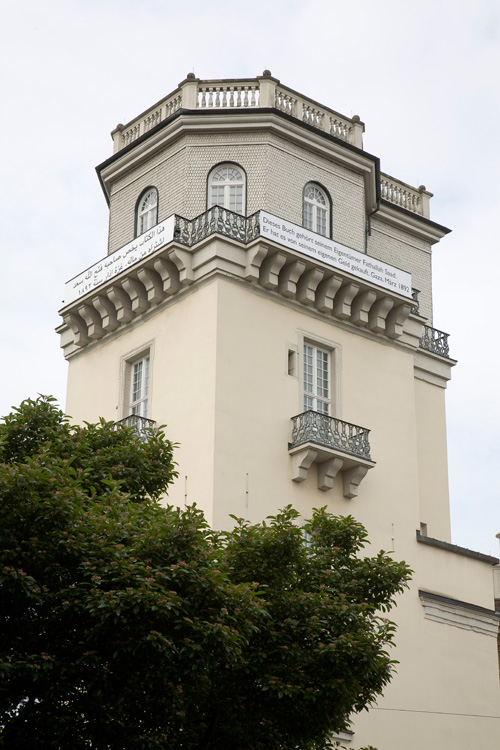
[1,0,499,555]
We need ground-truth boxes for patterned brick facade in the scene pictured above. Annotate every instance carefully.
[104,109,436,325]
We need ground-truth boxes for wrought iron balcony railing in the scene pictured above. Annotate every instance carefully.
[174,206,260,247]
[289,411,371,461]
[411,288,420,315]
[115,414,156,442]
[419,325,450,357]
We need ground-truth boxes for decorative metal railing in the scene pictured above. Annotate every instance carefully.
[115,414,156,442]
[419,325,450,357]
[174,207,260,247]
[411,288,420,315]
[289,411,371,461]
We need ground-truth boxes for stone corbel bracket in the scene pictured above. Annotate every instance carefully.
[289,442,375,499]
[250,242,413,341]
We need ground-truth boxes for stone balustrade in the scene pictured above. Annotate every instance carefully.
[110,73,431,219]
[110,71,364,153]
[380,175,432,218]
[111,71,432,218]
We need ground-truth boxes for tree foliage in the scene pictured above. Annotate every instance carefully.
[0,396,411,749]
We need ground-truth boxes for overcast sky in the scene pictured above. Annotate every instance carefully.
[1,0,499,555]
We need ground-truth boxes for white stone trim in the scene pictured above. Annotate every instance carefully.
[419,591,500,637]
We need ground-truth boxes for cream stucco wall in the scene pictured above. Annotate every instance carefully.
[62,92,499,750]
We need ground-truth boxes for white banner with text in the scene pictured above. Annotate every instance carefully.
[259,212,412,298]
[64,216,175,306]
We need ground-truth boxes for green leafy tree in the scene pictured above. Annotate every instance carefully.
[0,396,411,749]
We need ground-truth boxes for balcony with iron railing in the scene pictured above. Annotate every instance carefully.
[419,325,450,358]
[110,72,432,219]
[114,414,156,442]
[174,206,260,246]
[288,411,375,499]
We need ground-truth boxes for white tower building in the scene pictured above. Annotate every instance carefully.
[58,72,500,750]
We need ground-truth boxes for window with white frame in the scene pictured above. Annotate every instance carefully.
[207,164,245,214]
[303,183,329,237]
[129,355,150,417]
[303,343,330,414]
[136,188,158,236]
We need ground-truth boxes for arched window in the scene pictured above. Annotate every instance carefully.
[136,188,158,236]
[207,164,245,214]
[303,183,330,237]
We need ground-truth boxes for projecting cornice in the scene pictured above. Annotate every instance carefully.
[57,211,419,360]
[376,200,451,245]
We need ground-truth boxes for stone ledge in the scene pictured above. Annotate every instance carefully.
[416,531,499,565]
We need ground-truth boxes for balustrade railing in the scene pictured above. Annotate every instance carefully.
[197,82,260,108]
[112,74,364,153]
[115,414,156,442]
[290,411,371,460]
[380,175,431,218]
[112,76,431,220]
[174,207,260,247]
[419,325,450,357]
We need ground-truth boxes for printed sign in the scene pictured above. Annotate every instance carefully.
[259,212,412,298]
[64,216,175,306]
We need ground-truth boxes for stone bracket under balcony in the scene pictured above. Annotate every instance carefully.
[288,411,375,498]
[289,443,374,498]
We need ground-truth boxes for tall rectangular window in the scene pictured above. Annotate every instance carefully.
[303,343,330,414]
[130,355,150,417]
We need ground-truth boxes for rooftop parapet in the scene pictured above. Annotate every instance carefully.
[109,72,433,220]
[110,70,364,152]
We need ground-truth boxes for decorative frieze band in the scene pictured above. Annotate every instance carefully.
[419,591,500,637]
